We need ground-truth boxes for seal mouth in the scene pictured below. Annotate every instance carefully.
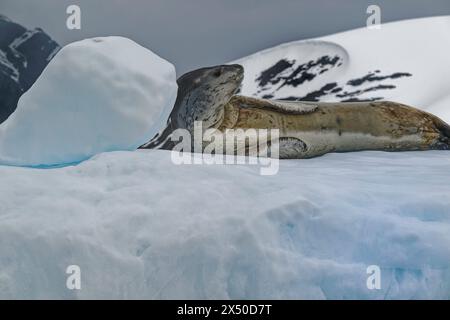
[224,64,244,94]
[235,70,244,84]
[228,64,244,79]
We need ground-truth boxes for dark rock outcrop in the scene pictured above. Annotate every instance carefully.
[0,15,60,123]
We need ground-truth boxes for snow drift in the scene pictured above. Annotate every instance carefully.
[0,36,177,167]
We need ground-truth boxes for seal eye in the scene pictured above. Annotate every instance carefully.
[213,69,222,78]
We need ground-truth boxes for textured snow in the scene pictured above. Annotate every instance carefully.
[0,36,177,166]
[0,149,449,299]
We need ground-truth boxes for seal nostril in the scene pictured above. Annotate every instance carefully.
[213,69,222,77]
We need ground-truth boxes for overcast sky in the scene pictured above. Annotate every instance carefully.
[1,0,449,74]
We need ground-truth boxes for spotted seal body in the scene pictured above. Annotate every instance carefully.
[142,64,450,158]
[221,95,450,158]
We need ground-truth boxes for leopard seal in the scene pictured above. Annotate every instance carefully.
[141,64,450,158]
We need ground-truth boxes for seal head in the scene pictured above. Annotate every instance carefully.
[142,64,243,149]
[175,64,244,131]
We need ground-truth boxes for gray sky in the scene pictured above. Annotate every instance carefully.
[1,0,449,74]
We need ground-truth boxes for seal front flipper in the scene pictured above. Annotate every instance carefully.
[277,137,309,159]
[140,119,176,150]
[229,95,318,115]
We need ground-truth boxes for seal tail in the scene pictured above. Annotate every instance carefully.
[432,116,450,150]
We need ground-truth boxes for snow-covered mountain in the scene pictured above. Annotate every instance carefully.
[0,15,60,123]
[233,16,450,123]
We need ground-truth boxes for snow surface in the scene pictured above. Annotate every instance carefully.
[0,149,449,299]
[233,16,450,123]
[0,37,177,167]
